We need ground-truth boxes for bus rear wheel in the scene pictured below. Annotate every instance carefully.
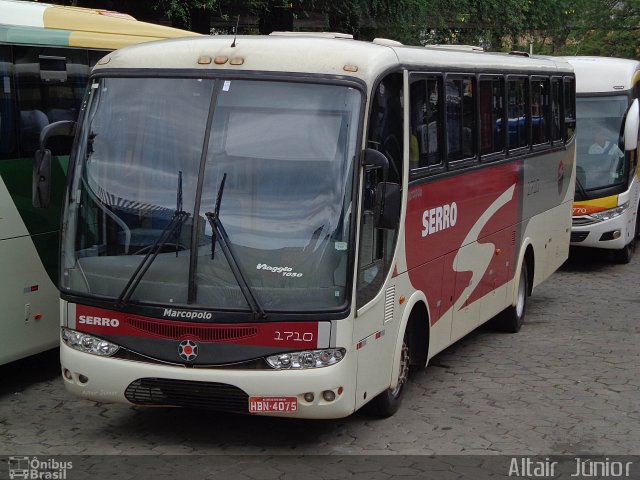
[494,261,528,333]
[367,331,410,418]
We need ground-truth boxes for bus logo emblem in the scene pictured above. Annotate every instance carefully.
[178,340,198,362]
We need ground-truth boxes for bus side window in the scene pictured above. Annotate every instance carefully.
[507,77,529,150]
[0,45,18,159]
[446,77,476,162]
[551,77,563,143]
[563,77,576,141]
[14,46,89,156]
[357,72,403,308]
[531,76,550,146]
[409,76,442,170]
[479,76,505,157]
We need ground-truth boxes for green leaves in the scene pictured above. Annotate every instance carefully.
[154,0,218,30]
[33,0,639,59]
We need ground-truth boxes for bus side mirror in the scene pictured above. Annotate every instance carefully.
[374,181,401,229]
[623,98,639,151]
[32,120,75,208]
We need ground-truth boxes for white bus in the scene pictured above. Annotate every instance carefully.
[50,34,576,418]
[563,57,640,263]
[0,0,196,365]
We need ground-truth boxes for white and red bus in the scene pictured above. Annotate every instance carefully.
[49,34,576,418]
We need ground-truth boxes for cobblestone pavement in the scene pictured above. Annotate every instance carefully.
[0,248,638,475]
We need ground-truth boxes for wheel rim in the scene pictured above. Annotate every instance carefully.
[515,269,526,318]
[390,339,410,398]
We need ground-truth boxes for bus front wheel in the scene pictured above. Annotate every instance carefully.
[366,330,410,417]
[614,208,639,264]
[613,239,635,264]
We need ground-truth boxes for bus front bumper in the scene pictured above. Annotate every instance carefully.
[60,340,357,419]
[570,214,630,249]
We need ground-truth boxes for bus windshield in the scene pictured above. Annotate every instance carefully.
[62,77,361,313]
[575,95,628,192]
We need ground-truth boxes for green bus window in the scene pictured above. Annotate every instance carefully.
[14,46,89,156]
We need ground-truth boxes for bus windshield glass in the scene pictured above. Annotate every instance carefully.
[575,95,628,192]
[62,77,361,313]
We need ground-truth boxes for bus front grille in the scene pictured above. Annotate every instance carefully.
[126,317,258,342]
[572,216,598,226]
[125,378,249,412]
[570,231,589,243]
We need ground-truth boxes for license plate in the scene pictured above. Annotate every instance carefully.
[249,396,298,413]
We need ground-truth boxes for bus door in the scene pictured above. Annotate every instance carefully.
[354,72,403,408]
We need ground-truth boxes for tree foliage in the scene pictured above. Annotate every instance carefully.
[21,0,640,59]
[154,0,218,32]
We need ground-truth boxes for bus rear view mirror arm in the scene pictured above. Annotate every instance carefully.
[623,98,639,151]
[361,147,389,179]
[32,120,76,208]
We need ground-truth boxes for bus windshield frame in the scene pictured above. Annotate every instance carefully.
[61,73,364,317]
[575,93,630,199]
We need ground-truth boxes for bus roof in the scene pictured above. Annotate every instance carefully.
[94,35,573,82]
[561,56,640,94]
[0,0,198,50]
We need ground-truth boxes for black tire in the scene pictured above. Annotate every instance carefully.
[613,238,635,264]
[367,331,410,418]
[495,261,528,333]
[616,204,640,263]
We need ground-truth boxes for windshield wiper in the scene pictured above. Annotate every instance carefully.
[205,173,267,320]
[117,171,190,306]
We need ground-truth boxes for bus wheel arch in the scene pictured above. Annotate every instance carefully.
[406,300,429,369]
[495,244,534,333]
[366,296,429,417]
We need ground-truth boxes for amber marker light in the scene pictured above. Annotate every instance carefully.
[198,56,212,64]
[343,65,358,72]
[399,296,406,305]
[214,56,228,65]
[229,58,244,65]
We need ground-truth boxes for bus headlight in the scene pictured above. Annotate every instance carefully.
[61,328,119,357]
[266,348,346,370]
[590,202,628,221]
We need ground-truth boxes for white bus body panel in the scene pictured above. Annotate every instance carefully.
[0,177,59,365]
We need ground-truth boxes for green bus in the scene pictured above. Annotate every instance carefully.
[0,0,196,365]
